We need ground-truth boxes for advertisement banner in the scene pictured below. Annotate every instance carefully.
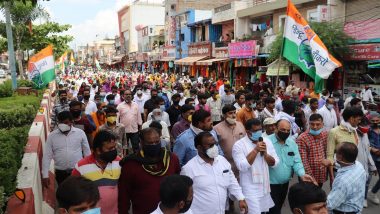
[188,42,212,57]
[344,43,380,61]
[344,19,380,41]
[228,40,257,58]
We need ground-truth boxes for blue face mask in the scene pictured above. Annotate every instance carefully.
[160,105,166,111]
[158,92,163,97]
[81,207,101,214]
[109,100,115,105]
[309,128,323,136]
[251,130,262,141]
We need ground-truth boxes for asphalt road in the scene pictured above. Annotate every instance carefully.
[232,175,380,214]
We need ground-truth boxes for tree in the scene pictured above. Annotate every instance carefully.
[21,22,74,60]
[267,21,353,64]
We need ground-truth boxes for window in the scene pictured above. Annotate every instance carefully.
[150,28,153,34]
[307,9,318,22]
[180,33,185,41]
[279,15,286,31]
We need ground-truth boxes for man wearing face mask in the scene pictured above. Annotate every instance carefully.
[326,142,366,214]
[296,114,329,187]
[166,93,182,126]
[315,98,337,131]
[69,100,95,147]
[99,106,127,157]
[207,91,222,125]
[51,89,70,131]
[181,132,248,214]
[42,111,90,187]
[268,119,317,214]
[72,130,121,214]
[119,128,180,214]
[143,108,170,143]
[355,116,377,208]
[144,89,159,122]
[117,89,142,154]
[274,100,301,140]
[214,105,246,178]
[318,90,330,109]
[174,109,224,166]
[237,93,257,126]
[232,119,279,214]
[88,102,107,139]
[325,107,364,184]
[147,97,171,127]
[133,89,148,119]
[171,104,195,140]
[151,175,194,214]
[83,88,98,115]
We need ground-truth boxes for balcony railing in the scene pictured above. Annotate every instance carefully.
[214,3,232,14]
[247,0,276,7]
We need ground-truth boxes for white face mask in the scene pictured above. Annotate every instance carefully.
[58,123,71,133]
[206,145,219,159]
[225,117,236,125]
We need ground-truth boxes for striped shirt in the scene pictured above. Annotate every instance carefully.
[72,154,121,214]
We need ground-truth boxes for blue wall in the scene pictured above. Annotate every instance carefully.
[175,10,195,59]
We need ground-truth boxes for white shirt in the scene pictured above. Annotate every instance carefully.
[142,120,170,143]
[181,155,245,214]
[232,136,279,212]
[147,111,171,127]
[150,204,193,214]
[233,103,245,112]
[207,98,222,122]
[318,105,337,131]
[42,127,91,178]
[362,89,374,102]
[103,93,121,105]
[133,94,148,113]
[219,85,225,97]
[83,100,97,115]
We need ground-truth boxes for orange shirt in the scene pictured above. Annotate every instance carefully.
[236,106,256,126]
[90,112,106,138]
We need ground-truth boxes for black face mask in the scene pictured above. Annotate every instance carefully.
[83,95,90,100]
[71,110,82,118]
[143,143,161,157]
[173,100,180,105]
[277,131,290,141]
[372,123,380,129]
[60,97,67,103]
[99,149,117,163]
[179,199,192,213]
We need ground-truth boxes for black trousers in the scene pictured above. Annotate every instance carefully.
[268,182,289,214]
[126,132,140,152]
[55,169,73,185]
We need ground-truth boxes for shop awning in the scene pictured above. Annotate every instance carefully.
[266,59,290,76]
[160,57,176,62]
[368,60,380,69]
[196,58,229,66]
[174,56,209,65]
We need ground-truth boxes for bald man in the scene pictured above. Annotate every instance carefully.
[267,119,316,214]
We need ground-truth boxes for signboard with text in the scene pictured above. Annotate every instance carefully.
[188,42,212,57]
[228,40,257,58]
[344,43,380,61]
[213,47,229,58]
[163,46,176,58]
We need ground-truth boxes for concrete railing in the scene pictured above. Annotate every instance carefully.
[6,82,56,214]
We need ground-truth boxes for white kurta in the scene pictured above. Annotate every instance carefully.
[318,105,337,131]
[232,136,280,214]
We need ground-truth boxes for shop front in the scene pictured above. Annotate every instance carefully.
[195,44,230,81]
[148,49,163,73]
[343,43,380,99]
[160,46,176,73]
[127,52,137,71]
[136,52,149,72]
[174,42,212,77]
[228,40,258,88]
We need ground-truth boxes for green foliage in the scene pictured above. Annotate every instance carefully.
[0,80,13,97]
[22,22,74,59]
[0,93,41,110]
[17,79,34,87]
[267,21,353,64]
[0,125,30,199]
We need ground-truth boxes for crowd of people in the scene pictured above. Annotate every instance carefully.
[43,68,380,214]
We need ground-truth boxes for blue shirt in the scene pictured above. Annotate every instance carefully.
[268,134,305,184]
[173,128,223,166]
[327,162,366,213]
[368,128,380,161]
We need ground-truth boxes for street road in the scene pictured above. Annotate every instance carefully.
[232,175,380,214]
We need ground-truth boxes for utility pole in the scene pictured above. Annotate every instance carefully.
[4,1,17,90]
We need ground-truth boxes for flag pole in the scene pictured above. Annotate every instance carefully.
[275,0,290,93]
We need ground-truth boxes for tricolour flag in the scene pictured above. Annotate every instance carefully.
[282,0,342,93]
[28,45,55,88]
